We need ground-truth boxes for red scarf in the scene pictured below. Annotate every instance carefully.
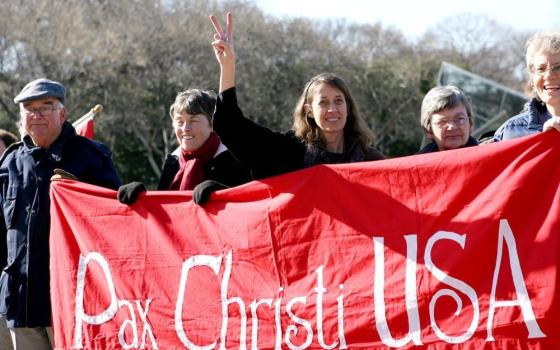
[169,133,221,190]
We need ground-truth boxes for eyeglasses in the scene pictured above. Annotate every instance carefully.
[532,62,560,77]
[431,116,469,129]
[22,105,61,117]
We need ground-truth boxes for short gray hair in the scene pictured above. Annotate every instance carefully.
[169,89,216,124]
[420,85,473,133]
[526,30,560,71]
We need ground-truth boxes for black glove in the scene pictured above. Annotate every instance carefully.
[117,182,147,205]
[193,180,229,205]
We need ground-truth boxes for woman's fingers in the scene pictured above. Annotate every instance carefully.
[210,13,233,42]
[225,12,233,41]
[209,15,225,39]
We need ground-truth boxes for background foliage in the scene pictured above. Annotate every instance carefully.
[0,0,530,187]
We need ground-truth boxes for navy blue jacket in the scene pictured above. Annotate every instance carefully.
[0,122,120,327]
[493,98,551,141]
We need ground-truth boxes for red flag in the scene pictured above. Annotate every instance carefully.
[73,104,101,139]
[50,132,560,349]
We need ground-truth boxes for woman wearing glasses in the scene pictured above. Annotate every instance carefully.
[494,30,560,141]
[417,85,478,153]
[209,13,383,181]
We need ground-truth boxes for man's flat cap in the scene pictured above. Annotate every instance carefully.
[14,78,66,104]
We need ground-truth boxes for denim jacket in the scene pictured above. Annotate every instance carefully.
[493,98,551,141]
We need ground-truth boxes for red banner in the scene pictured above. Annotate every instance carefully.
[50,133,560,349]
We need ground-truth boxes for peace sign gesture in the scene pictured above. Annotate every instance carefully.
[210,12,236,91]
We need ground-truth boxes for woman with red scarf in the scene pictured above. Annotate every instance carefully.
[118,89,250,204]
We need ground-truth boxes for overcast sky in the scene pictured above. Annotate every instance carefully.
[252,0,560,39]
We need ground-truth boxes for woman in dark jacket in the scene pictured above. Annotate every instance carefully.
[118,89,250,204]
[209,13,384,181]
[417,85,478,154]
[158,89,250,190]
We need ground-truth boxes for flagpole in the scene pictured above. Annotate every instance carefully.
[73,104,103,126]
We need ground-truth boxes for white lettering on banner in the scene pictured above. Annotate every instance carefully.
[273,288,283,350]
[315,266,341,349]
[72,219,545,348]
[118,300,137,349]
[249,298,273,350]
[285,296,313,349]
[220,250,248,350]
[136,300,157,349]
[337,284,348,349]
[177,253,346,350]
[486,219,546,340]
[73,252,158,349]
[425,231,479,344]
[373,234,422,348]
[74,252,118,349]
[175,254,222,350]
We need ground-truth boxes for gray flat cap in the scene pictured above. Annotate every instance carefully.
[14,78,66,104]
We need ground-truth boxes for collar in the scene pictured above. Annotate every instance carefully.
[418,136,478,154]
[22,121,75,162]
[527,98,552,130]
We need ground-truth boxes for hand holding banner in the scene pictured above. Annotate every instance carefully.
[50,133,560,349]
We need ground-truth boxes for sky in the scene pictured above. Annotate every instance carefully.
[252,0,560,39]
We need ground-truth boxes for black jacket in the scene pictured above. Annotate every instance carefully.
[214,87,384,180]
[417,136,479,154]
[157,145,251,190]
[0,122,120,327]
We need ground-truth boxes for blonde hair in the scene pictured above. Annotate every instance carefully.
[525,30,560,97]
[292,73,374,150]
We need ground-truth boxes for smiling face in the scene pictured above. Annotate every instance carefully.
[427,104,472,151]
[20,97,66,148]
[173,112,212,152]
[531,51,560,112]
[306,83,348,140]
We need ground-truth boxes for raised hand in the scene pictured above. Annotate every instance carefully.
[210,12,235,92]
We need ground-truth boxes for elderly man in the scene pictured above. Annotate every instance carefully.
[0,79,120,349]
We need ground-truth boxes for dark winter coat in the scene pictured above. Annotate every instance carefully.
[157,143,251,190]
[0,122,120,327]
[417,136,479,154]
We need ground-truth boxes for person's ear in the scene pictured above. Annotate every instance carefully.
[304,103,312,118]
[425,130,434,140]
[60,106,67,122]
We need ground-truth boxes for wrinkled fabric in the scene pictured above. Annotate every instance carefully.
[51,132,560,349]
[0,122,120,327]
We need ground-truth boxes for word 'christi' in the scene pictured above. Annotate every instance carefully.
[73,219,545,349]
